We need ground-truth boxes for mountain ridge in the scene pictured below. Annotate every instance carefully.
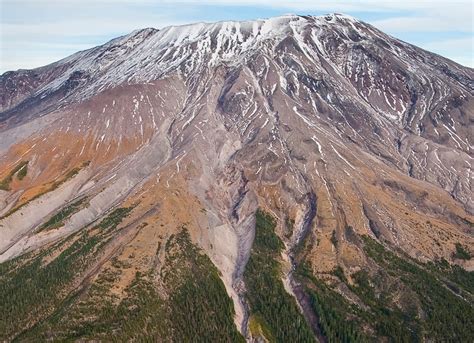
[2,14,471,111]
[0,13,473,341]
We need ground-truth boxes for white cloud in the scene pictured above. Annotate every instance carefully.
[5,0,472,15]
[163,0,473,15]
[1,18,184,39]
[1,0,472,72]
[448,56,474,67]
[421,37,473,51]
[169,1,473,34]
[371,16,472,33]
[0,15,188,72]
[420,37,473,67]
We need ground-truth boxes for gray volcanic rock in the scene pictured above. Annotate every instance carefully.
[0,14,473,339]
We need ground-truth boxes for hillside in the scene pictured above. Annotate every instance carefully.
[0,13,473,341]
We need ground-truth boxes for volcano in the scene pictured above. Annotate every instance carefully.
[0,14,473,341]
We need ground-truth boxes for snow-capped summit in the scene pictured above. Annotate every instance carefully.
[0,15,472,340]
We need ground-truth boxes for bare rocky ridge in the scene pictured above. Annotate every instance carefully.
[0,13,473,339]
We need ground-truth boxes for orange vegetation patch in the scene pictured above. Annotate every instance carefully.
[86,162,210,299]
[1,161,89,219]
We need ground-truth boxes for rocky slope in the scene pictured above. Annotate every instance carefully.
[0,13,473,341]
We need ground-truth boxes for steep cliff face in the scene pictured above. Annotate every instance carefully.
[0,14,472,341]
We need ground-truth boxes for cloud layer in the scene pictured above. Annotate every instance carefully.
[1,0,472,72]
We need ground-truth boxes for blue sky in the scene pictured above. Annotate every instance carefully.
[1,0,472,73]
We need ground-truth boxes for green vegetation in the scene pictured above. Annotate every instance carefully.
[0,207,132,341]
[3,201,471,342]
[332,266,347,283]
[0,161,90,220]
[428,258,474,294]
[453,242,471,260]
[360,236,474,341]
[96,207,132,232]
[285,216,295,238]
[349,269,421,341]
[249,313,276,341]
[18,270,168,341]
[163,228,244,342]
[295,234,474,342]
[16,163,28,180]
[330,230,338,247]
[296,263,366,343]
[244,209,315,342]
[1,235,101,340]
[0,161,28,190]
[8,224,243,342]
[46,161,91,194]
[37,197,88,232]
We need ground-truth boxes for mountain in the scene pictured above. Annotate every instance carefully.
[0,14,473,341]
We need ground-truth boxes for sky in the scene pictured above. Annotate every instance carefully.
[0,0,473,73]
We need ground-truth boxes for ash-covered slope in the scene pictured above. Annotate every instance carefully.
[0,14,473,342]
[1,14,472,203]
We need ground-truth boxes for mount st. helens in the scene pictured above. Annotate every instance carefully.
[0,14,473,341]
